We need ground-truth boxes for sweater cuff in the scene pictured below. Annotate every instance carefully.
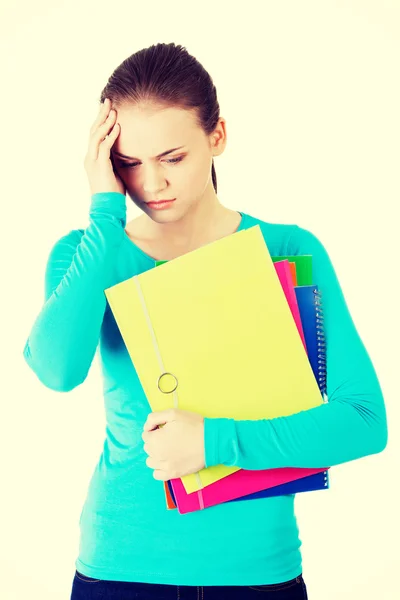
[204,417,237,468]
[90,192,127,227]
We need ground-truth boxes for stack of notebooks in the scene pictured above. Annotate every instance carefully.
[105,224,330,514]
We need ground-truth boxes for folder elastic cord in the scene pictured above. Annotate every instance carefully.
[134,276,206,510]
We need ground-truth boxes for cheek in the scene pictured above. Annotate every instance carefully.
[184,160,209,185]
[117,170,141,193]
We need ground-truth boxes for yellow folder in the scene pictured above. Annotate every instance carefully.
[104,225,324,494]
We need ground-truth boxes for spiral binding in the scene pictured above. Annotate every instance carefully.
[313,287,327,402]
[312,287,330,488]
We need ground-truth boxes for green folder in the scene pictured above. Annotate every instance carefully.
[271,255,312,286]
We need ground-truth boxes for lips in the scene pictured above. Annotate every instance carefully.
[145,198,176,211]
[151,199,174,202]
[147,199,175,203]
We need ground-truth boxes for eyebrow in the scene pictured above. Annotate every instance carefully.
[113,146,186,160]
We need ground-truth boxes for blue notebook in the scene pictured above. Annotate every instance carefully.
[295,285,327,401]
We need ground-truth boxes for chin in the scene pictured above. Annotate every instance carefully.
[144,201,180,217]
[145,209,178,222]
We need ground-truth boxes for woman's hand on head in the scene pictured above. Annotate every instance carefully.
[84,98,126,196]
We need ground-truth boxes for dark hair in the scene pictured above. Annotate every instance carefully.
[99,42,220,192]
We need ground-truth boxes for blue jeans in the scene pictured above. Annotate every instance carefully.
[70,570,308,599]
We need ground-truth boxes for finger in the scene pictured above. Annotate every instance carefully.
[143,422,151,434]
[142,428,160,442]
[143,420,164,433]
[142,429,160,445]
[144,409,174,432]
[152,469,169,481]
[143,441,163,459]
[89,98,110,136]
[144,424,164,433]
[145,456,164,470]
[87,111,117,162]
[98,121,120,158]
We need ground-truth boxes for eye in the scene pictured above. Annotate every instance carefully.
[118,156,184,169]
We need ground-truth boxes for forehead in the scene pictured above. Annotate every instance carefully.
[111,104,200,159]
[115,104,198,140]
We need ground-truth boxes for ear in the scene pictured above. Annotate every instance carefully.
[210,117,227,157]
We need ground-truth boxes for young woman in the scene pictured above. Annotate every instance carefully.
[23,42,387,600]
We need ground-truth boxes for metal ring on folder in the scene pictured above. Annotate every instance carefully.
[157,372,178,394]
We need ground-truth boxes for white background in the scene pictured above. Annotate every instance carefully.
[1,1,399,598]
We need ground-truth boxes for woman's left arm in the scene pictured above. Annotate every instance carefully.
[204,225,388,471]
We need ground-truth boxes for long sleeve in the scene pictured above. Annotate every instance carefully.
[22,192,127,392]
[204,225,388,470]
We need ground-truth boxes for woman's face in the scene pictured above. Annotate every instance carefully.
[110,103,226,223]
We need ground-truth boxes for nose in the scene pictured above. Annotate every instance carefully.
[142,164,168,196]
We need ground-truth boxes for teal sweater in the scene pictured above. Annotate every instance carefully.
[23,192,388,586]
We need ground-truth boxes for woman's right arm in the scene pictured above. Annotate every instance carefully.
[23,97,128,392]
[22,192,127,392]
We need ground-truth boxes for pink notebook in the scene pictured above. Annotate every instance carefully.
[274,260,307,352]
[170,260,327,514]
[170,464,327,513]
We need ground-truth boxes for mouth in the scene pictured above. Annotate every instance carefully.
[146,199,176,209]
